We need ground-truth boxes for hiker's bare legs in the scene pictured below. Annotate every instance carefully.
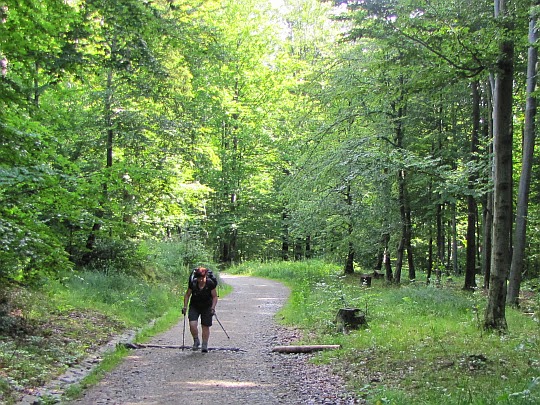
[202,325,210,344]
[189,320,199,340]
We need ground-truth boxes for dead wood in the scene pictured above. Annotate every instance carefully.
[122,343,245,351]
[271,345,341,353]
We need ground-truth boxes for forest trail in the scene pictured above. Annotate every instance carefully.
[67,274,359,404]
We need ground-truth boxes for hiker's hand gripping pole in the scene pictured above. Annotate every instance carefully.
[213,313,230,339]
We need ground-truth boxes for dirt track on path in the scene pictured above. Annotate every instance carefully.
[67,274,359,404]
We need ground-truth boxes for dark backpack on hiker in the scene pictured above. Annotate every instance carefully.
[189,267,218,290]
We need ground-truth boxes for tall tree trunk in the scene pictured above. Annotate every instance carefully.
[344,243,354,274]
[294,239,303,260]
[281,210,290,261]
[485,0,514,331]
[84,67,114,258]
[427,234,433,285]
[464,81,480,290]
[375,233,390,271]
[344,183,355,274]
[436,203,445,273]
[219,79,240,264]
[507,3,539,306]
[451,205,458,275]
[305,235,312,259]
[393,79,414,283]
[405,198,415,280]
[482,79,494,289]
[384,248,393,282]
[482,191,494,288]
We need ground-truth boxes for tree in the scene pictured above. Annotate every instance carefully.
[464,81,481,291]
[484,0,515,331]
[507,1,540,306]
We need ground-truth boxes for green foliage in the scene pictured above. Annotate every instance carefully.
[149,239,213,275]
[54,271,178,326]
[0,254,187,403]
[232,260,540,404]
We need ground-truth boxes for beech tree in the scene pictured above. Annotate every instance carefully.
[507,2,540,306]
[484,0,515,331]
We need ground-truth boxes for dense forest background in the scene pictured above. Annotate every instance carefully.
[1,0,540,330]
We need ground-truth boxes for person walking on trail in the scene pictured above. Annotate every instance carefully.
[182,267,218,353]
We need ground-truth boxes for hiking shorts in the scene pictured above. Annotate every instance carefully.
[188,305,213,327]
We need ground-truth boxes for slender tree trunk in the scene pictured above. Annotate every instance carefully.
[483,191,494,288]
[219,79,240,264]
[393,79,413,283]
[294,239,303,260]
[281,210,289,261]
[384,248,393,282]
[395,233,404,283]
[344,183,355,274]
[508,3,539,306]
[464,81,480,290]
[84,67,114,258]
[305,235,312,259]
[376,233,390,271]
[344,243,354,274]
[451,205,458,275]
[427,234,433,285]
[482,79,494,289]
[436,203,445,273]
[405,201,415,280]
[485,0,514,331]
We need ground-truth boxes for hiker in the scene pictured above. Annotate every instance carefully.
[182,267,218,352]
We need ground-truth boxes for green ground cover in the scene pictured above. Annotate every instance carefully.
[229,260,540,404]
[0,241,228,404]
[1,257,538,404]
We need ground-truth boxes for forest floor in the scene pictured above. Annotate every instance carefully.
[36,274,362,404]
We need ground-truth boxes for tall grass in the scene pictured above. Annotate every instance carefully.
[230,260,540,404]
[49,271,179,326]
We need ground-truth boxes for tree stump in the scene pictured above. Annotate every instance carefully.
[360,275,372,287]
[336,308,367,334]
[372,271,384,279]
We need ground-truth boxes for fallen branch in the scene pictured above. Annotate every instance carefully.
[272,345,341,353]
[122,343,245,352]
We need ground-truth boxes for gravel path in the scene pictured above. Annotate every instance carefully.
[67,274,360,404]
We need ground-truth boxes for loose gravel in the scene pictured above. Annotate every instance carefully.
[61,274,361,404]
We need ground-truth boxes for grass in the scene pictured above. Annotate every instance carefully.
[0,248,230,405]
[0,253,211,404]
[2,256,538,404]
[230,260,540,404]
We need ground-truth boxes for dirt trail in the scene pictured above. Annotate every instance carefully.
[67,274,359,404]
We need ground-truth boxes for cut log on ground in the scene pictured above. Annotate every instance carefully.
[272,345,341,353]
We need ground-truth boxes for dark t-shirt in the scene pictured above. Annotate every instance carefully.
[189,278,216,309]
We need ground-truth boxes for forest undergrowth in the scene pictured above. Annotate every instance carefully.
[1,257,539,404]
[0,240,224,404]
[229,260,540,405]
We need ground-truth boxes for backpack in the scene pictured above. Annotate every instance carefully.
[189,267,218,290]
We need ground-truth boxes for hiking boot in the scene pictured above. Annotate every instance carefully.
[201,342,208,353]
[192,337,200,350]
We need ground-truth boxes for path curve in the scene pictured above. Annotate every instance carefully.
[69,274,359,404]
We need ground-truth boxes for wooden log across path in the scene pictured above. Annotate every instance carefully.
[123,343,245,352]
[271,345,341,353]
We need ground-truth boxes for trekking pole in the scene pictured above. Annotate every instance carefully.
[182,313,186,350]
[214,313,230,339]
